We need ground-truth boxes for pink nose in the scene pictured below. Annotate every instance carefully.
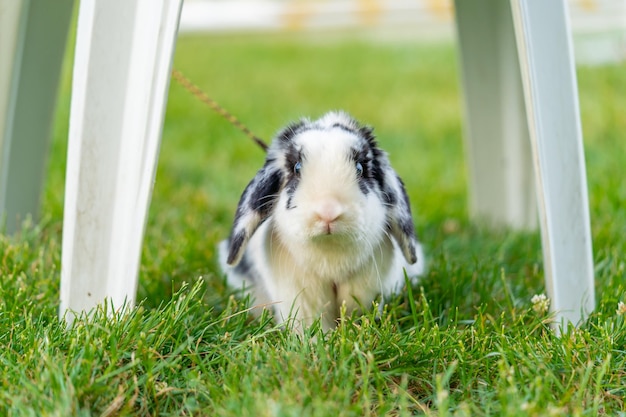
[314,200,344,228]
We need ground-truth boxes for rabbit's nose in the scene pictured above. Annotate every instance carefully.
[313,200,344,231]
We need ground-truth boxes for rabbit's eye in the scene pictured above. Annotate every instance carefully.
[294,161,302,176]
[355,162,364,177]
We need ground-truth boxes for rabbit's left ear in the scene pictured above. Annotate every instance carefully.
[226,164,284,266]
[386,174,419,264]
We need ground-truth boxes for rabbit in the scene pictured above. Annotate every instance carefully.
[218,111,424,332]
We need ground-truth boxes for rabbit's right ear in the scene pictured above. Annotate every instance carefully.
[226,164,284,266]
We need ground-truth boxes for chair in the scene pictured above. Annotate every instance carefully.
[0,0,594,329]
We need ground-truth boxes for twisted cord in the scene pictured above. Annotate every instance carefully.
[171,68,269,152]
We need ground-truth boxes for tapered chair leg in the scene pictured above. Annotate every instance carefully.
[454,0,537,230]
[455,0,595,328]
[60,0,183,320]
[511,0,595,328]
[0,0,74,233]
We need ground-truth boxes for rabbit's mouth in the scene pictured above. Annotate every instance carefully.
[322,220,338,235]
[307,227,365,254]
[309,219,350,239]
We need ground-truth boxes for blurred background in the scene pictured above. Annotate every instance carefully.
[179,0,626,65]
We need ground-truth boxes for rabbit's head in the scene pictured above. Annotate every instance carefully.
[225,111,418,276]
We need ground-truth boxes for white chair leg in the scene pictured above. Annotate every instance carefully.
[453,0,537,230]
[60,0,183,319]
[0,0,73,233]
[511,0,595,328]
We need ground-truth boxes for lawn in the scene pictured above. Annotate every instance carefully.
[1,31,625,416]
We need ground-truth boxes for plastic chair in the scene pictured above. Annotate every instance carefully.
[455,0,595,327]
[0,0,594,329]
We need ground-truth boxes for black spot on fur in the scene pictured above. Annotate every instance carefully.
[350,148,372,194]
[397,175,413,213]
[332,122,357,134]
[396,175,416,240]
[249,168,283,217]
[277,120,306,143]
[351,147,369,165]
[284,145,301,171]
[349,125,390,198]
[400,216,416,240]
[382,186,397,205]
[358,180,370,195]
[227,231,246,264]
[232,179,256,226]
[282,144,303,208]
[284,172,300,209]
[370,148,386,191]
[358,125,377,146]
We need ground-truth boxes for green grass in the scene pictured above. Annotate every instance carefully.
[2,32,626,415]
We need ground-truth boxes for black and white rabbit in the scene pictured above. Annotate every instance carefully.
[219,111,424,331]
